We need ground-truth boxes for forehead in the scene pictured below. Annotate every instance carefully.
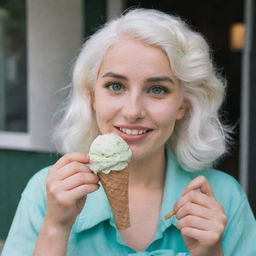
[98,39,175,79]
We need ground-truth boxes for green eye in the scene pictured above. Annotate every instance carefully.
[149,86,168,95]
[106,82,124,91]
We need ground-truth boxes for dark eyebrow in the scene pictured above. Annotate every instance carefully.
[102,72,128,81]
[146,76,174,84]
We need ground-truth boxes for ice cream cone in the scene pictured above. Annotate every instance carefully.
[98,168,130,230]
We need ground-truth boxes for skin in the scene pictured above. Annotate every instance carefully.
[34,39,226,255]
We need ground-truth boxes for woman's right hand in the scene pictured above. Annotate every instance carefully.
[45,152,99,231]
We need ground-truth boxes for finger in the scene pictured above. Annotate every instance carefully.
[47,162,92,185]
[67,184,100,201]
[181,228,221,246]
[56,162,92,181]
[61,172,99,191]
[177,215,212,231]
[174,190,217,213]
[182,176,214,197]
[176,202,212,220]
[181,227,207,241]
[52,152,90,171]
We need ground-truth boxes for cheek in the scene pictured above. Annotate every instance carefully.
[150,105,182,141]
[151,104,181,128]
[94,101,109,122]
[93,96,120,126]
[159,114,177,133]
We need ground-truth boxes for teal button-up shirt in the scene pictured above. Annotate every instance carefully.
[2,144,256,255]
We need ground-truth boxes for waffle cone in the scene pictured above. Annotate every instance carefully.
[98,168,130,229]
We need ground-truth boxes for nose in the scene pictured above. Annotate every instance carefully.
[122,92,146,122]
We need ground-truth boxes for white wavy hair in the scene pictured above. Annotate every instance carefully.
[54,8,231,172]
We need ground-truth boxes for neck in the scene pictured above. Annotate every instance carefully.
[128,147,166,189]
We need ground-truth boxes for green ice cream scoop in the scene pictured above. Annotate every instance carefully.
[89,134,132,174]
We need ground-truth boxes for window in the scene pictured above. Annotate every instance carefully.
[0,0,27,132]
[0,0,83,151]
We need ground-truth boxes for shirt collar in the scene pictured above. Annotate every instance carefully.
[75,143,193,233]
[159,143,193,232]
[75,185,112,232]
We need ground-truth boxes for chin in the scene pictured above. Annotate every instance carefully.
[129,139,167,163]
[128,146,143,162]
[128,146,153,163]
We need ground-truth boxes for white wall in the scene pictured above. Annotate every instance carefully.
[28,0,83,151]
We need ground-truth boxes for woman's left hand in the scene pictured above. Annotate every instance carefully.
[174,176,227,256]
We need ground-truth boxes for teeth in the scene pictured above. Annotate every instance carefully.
[119,128,148,135]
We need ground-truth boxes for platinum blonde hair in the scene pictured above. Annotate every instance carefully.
[54,8,230,172]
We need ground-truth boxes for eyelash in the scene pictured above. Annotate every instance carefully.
[148,86,170,95]
[104,82,124,92]
[104,82,170,95]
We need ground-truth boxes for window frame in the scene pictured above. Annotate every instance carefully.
[240,0,256,214]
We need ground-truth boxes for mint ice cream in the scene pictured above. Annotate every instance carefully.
[89,134,132,174]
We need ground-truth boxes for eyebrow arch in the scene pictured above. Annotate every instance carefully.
[146,76,174,84]
[102,72,128,80]
[102,72,174,84]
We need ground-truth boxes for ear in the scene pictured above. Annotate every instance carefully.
[176,101,187,120]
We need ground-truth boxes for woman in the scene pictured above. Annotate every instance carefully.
[2,8,256,256]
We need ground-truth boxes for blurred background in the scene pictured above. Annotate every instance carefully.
[0,0,255,249]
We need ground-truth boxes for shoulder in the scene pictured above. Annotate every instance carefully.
[21,166,51,202]
[1,167,51,255]
[195,168,241,188]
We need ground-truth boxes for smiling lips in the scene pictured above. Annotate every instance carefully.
[116,126,153,142]
[119,127,150,135]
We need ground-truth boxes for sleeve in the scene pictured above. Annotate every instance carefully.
[222,193,256,256]
[2,169,48,256]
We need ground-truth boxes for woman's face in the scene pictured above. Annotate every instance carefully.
[93,39,185,162]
